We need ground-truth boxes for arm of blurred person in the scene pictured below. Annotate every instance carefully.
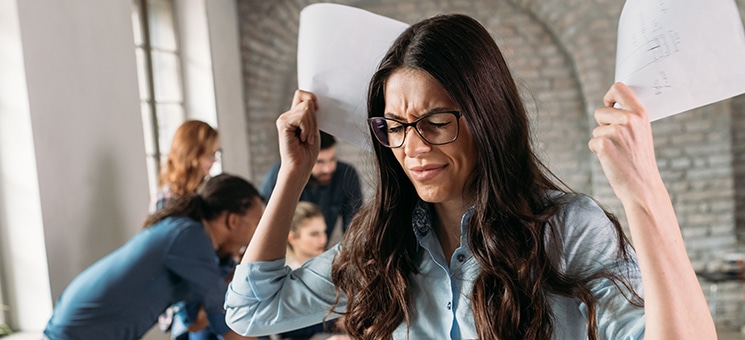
[589,82,716,340]
[340,164,362,233]
[187,307,209,332]
[184,306,258,340]
[259,162,281,204]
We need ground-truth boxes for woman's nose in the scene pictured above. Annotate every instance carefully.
[403,126,431,156]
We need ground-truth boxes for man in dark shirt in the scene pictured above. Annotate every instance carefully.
[259,132,363,244]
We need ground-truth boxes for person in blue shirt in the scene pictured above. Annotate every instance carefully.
[259,131,362,244]
[44,174,262,340]
[225,14,715,340]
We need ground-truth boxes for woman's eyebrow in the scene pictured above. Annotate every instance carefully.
[383,112,404,120]
[383,107,456,120]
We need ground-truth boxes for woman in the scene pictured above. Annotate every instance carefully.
[225,14,715,339]
[286,201,328,269]
[151,120,221,212]
[44,174,262,340]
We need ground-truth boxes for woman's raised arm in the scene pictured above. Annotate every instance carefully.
[589,82,716,339]
[241,90,320,263]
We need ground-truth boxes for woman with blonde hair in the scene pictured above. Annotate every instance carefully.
[286,201,328,269]
[151,120,221,212]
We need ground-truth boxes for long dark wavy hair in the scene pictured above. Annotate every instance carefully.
[144,173,260,228]
[330,14,641,339]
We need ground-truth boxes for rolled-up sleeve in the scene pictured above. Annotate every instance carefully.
[225,245,345,337]
[555,195,646,339]
[589,271,646,339]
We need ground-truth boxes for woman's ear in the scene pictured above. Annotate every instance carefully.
[227,212,240,231]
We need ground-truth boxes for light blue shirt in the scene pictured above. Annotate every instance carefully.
[225,194,645,339]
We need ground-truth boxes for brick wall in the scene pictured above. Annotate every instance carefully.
[237,0,745,328]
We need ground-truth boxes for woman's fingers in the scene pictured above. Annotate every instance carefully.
[589,82,658,201]
[297,100,318,145]
[291,89,319,110]
[279,97,316,141]
[591,82,650,151]
[276,90,321,175]
[285,90,319,145]
[602,82,642,113]
[593,106,630,127]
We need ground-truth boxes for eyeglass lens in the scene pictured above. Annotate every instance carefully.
[369,112,459,148]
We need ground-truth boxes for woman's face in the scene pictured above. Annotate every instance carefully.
[288,216,328,262]
[198,139,220,177]
[383,68,477,206]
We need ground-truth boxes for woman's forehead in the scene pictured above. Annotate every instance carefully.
[383,69,456,117]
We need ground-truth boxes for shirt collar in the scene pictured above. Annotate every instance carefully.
[411,200,475,241]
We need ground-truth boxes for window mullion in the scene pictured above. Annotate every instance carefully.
[138,0,161,173]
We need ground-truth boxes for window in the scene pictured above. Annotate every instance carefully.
[131,0,186,197]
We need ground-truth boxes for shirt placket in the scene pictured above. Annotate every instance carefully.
[419,239,457,338]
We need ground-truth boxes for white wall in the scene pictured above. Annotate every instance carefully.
[0,0,52,330]
[0,0,150,331]
[206,0,253,180]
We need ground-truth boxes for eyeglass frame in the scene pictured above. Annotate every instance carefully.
[367,111,462,148]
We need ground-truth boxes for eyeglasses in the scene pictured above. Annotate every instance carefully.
[368,111,461,148]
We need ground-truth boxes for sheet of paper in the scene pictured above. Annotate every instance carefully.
[297,4,408,150]
[615,0,745,121]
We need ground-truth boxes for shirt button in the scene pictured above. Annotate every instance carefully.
[457,254,465,262]
[447,302,452,310]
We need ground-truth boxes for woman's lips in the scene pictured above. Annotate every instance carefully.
[409,164,446,181]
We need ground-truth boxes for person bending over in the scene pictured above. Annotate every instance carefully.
[45,174,262,340]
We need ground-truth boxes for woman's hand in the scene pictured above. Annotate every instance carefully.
[588,82,663,206]
[276,90,320,182]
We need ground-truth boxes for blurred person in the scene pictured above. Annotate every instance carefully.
[44,174,263,340]
[151,120,220,212]
[286,201,328,269]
